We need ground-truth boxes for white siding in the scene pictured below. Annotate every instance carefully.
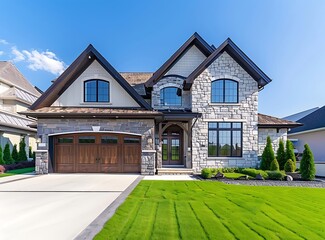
[165,45,206,77]
[53,60,140,108]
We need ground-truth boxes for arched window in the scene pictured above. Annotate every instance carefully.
[211,79,238,103]
[160,87,182,106]
[84,80,110,102]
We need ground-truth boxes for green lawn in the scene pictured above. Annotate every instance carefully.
[95,181,325,240]
[0,167,35,178]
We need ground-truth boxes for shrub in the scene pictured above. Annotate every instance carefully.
[222,167,239,173]
[0,165,5,173]
[277,139,286,170]
[3,143,13,164]
[18,137,27,162]
[284,159,295,172]
[260,136,275,170]
[286,140,296,168]
[266,171,286,180]
[300,144,316,180]
[3,160,35,171]
[11,144,18,163]
[201,168,213,179]
[270,159,280,171]
[0,146,4,165]
[239,168,268,179]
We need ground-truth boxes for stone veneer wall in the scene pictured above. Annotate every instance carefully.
[151,76,191,110]
[258,128,288,155]
[191,52,259,172]
[36,118,156,175]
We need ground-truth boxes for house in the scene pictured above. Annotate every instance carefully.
[0,61,41,155]
[23,33,300,174]
[285,106,325,162]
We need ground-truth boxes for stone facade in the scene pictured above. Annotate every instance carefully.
[258,128,287,155]
[191,52,259,172]
[36,118,155,175]
[151,76,191,110]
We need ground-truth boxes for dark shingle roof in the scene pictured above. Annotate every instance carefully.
[258,113,302,128]
[289,106,325,134]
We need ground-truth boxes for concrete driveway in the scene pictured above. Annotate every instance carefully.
[0,174,140,240]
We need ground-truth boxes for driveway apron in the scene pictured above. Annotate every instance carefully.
[0,174,140,240]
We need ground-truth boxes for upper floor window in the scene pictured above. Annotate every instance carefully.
[160,87,182,106]
[211,79,238,103]
[84,80,110,102]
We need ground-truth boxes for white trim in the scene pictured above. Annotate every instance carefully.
[48,130,142,137]
[202,118,246,122]
[207,157,244,160]
[79,102,112,106]
[208,103,241,106]
[142,149,156,153]
[35,150,48,152]
[288,127,325,136]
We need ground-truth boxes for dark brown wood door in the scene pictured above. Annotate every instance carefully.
[162,126,183,166]
[54,133,141,173]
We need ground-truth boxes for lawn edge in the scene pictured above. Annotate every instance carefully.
[75,175,144,240]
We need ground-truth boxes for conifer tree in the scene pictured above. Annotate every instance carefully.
[260,136,275,170]
[3,143,13,164]
[286,140,296,168]
[300,144,316,180]
[277,139,286,170]
[11,144,18,163]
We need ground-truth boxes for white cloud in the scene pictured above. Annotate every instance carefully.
[0,39,9,45]
[11,47,25,62]
[10,46,66,75]
[22,49,65,75]
[0,51,4,56]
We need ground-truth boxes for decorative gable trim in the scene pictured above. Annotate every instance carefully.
[183,38,272,90]
[144,32,214,88]
[30,45,152,110]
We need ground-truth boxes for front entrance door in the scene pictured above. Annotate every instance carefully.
[162,125,183,165]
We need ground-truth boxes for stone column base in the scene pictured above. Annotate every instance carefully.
[35,150,48,174]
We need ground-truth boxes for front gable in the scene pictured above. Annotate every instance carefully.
[52,60,140,108]
[30,45,151,110]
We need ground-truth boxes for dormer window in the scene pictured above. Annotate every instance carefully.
[84,79,110,102]
[211,79,238,103]
[160,87,182,106]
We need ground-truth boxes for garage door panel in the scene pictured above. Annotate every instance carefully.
[77,145,97,164]
[124,145,141,164]
[99,145,119,164]
[56,145,74,164]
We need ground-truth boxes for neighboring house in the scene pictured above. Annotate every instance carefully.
[0,61,41,155]
[285,106,325,162]
[23,33,300,174]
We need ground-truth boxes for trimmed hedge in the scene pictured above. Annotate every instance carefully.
[284,159,295,172]
[270,159,280,171]
[201,168,213,179]
[266,171,286,180]
[239,168,268,179]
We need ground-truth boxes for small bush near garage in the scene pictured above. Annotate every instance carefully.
[0,165,5,173]
[284,159,295,172]
[266,171,286,180]
[4,160,35,171]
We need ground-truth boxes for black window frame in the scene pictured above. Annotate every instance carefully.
[84,79,110,103]
[208,122,242,157]
[211,79,239,103]
[160,87,182,106]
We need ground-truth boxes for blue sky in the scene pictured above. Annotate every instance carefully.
[0,0,324,117]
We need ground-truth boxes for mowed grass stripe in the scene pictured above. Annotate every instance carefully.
[95,181,325,240]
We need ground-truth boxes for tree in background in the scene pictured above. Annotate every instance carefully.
[260,136,275,170]
[11,144,19,163]
[0,146,4,165]
[18,137,27,162]
[276,139,286,170]
[286,140,296,168]
[300,144,316,180]
[3,143,13,164]
[29,146,33,158]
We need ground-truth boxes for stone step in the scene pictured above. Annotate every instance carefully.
[157,168,194,175]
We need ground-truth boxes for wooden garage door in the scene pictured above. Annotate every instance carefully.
[54,133,141,173]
